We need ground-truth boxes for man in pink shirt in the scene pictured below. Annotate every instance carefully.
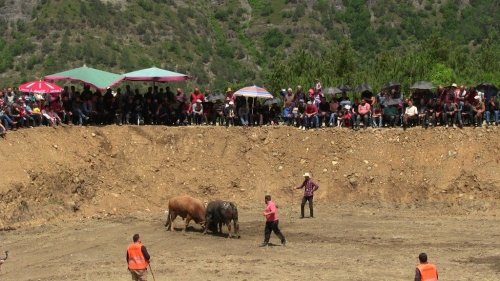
[260,195,286,247]
[356,98,371,128]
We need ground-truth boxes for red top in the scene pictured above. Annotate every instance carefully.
[305,104,318,115]
[190,92,205,103]
[264,200,278,222]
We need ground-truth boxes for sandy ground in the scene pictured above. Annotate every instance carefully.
[0,204,499,281]
[0,126,499,280]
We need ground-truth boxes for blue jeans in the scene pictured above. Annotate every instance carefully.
[1,115,15,129]
[372,116,382,127]
[328,113,337,125]
[485,110,499,124]
[240,113,249,126]
[304,115,319,128]
[356,113,370,127]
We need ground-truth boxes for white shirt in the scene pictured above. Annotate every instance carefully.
[405,105,418,116]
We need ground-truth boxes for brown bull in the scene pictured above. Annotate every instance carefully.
[164,195,206,232]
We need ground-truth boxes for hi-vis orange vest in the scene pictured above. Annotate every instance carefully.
[127,242,148,270]
[417,263,438,281]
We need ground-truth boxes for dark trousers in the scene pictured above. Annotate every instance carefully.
[264,220,285,244]
[301,196,314,218]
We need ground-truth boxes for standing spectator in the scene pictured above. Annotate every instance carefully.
[269,103,281,125]
[356,98,371,129]
[403,100,418,129]
[260,195,286,247]
[225,88,235,103]
[295,172,319,218]
[414,253,438,281]
[212,100,225,126]
[238,104,249,126]
[293,85,306,103]
[224,101,236,127]
[126,233,151,281]
[190,87,205,104]
[314,79,322,95]
[296,99,306,129]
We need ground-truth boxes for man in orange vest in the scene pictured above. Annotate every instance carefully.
[126,234,151,281]
[415,252,438,281]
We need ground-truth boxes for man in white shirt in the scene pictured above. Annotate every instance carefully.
[403,100,419,129]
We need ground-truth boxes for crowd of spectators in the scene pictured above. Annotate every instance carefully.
[1,81,499,138]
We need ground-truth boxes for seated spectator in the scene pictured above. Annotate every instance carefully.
[26,101,42,126]
[403,100,418,129]
[356,99,371,129]
[383,105,398,127]
[443,100,458,128]
[472,96,485,127]
[296,99,306,129]
[418,99,429,128]
[282,103,294,126]
[461,101,473,126]
[0,107,16,130]
[192,99,204,125]
[318,96,330,127]
[0,122,5,138]
[372,104,382,128]
[342,105,352,128]
[304,101,318,130]
[485,96,499,126]
[328,98,339,126]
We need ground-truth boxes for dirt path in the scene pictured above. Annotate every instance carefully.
[0,204,498,281]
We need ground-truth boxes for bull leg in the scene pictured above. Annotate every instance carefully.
[167,213,177,231]
[227,222,232,238]
[218,222,222,234]
[184,215,192,232]
[203,218,211,235]
[233,219,240,238]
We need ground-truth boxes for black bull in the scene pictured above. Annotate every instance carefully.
[203,200,240,238]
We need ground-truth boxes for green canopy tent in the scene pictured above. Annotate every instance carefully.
[122,67,190,82]
[44,65,123,90]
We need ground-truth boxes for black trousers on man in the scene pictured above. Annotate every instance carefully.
[301,195,314,218]
[264,220,286,244]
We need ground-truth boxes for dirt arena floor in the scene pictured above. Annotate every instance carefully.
[0,126,499,280]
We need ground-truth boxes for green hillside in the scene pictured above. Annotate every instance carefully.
[0,0,498,92]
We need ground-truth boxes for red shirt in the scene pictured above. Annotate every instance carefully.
[264,200,278,222]
[305,104,318,115]
[190,92,205,103]
[358,103,371,115]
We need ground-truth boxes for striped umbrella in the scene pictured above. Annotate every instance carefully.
[19,80,63,94]
[234,85,273,99]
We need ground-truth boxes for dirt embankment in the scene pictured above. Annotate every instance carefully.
[0,126,499,229]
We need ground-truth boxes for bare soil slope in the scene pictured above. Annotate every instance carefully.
[0,126,499,229]
[0,126,499,281]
